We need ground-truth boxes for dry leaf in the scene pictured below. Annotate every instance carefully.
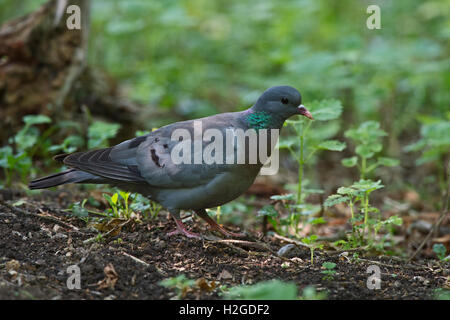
[97,263,118,290]
[218,269,232,280]
[196,278,216,292]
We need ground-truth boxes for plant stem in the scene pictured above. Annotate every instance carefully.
[363,192,370,240]
[297,134,304,207]
[361,157,366,179]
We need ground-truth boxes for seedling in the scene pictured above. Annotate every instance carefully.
[342,121,399,179]
[433,243,449,262]
[301,235,324,264]
[257,205,281,234]
[321,262,337,281]
[159,274,196,299]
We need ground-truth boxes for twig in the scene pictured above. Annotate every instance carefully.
[0,200,83,234]
[271,233,310,248]
[122,251,150,267]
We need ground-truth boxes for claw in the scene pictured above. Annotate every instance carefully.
[195,209,246,238]
[168,216,202,239]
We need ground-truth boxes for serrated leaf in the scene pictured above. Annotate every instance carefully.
[336,187,355,195]
[270,194,295,201]
[324,194,349,207]
[309,99,343,121]
[23,115,52,126]
[318,140,346,151]
[377,157,400,167]
[351,179,384,192]
[341,156,358,167]
[356,145,375,158]
[277,138,296,149]
[257,205,279,217]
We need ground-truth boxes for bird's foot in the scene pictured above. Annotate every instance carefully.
[167,217,202,239]
[195,209,247,238]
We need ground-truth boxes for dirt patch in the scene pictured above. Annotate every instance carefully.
[0,190,448,300]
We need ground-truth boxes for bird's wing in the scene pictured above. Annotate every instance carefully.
[135,116,241,189]
[61,111,256,189]
[60,136,149,183]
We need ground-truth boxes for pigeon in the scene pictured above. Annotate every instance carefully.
[29,86,313,238]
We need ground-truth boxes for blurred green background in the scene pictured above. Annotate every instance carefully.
[1,0,449,195]
[2,0,448,122]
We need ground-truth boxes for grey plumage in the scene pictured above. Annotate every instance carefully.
[29,86,313,238]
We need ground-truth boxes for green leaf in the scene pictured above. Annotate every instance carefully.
[322,262,336,270]
[432,243,446,260]
[351,179,384,192]
[111,193,119,205]
[309,99,343,121]
[324,194,349,207]
[88,121,121,149]
[225,280,298,300]
[69,201,89,218]
[270,194,295,201]
[277,137,296,149]
[336,187,356,196]
[318,140,346,151]
[377,157,400,167]
[341,156,358,167]
[22,115,52,126]
[257,205,279,217]
[355,145,375,159]
[310,217,326,225]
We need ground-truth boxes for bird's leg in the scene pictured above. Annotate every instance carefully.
[167,210,202,239]
[195,209,246,238]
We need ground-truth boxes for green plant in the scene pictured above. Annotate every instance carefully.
[321,262,337,281]
[325,121,400,247]
[301,235,323,265]
[434,288,450,300]
[325,179,401,248]
[87,121,121,149]
[0,115,53,187]
[342,121,399,179]
[299,285,328,300]
[405,116,450,194]
[159,275,196,299]
[130,193,162,220]
[279,99,345,210]
[225,279,298,300]
[432,243,448,261]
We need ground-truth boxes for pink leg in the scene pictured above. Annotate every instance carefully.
[167,211,202,239]
[195,209,246,238]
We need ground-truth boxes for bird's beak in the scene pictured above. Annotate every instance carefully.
[297,105,314,120]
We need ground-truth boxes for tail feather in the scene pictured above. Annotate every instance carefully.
[29,169,99,189]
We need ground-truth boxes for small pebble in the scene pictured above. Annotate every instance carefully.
[277,244,295,257]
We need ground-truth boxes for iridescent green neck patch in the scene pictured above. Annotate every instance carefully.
[245,111,272,130]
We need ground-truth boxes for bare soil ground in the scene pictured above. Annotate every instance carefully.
[0,189,448,300]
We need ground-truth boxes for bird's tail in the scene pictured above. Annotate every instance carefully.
[29,169,95,190]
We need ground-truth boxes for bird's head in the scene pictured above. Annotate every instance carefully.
[253,86,313,121]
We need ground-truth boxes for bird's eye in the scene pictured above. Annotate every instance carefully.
[281,97,289,104]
